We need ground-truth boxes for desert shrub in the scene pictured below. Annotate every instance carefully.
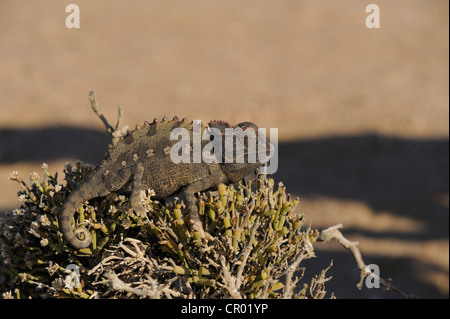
[0,162,333,299]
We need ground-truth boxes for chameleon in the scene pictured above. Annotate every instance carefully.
[60,116,274,249]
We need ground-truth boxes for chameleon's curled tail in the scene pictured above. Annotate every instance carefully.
[59,190,92,250]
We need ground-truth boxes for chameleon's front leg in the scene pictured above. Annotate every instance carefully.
[183,178,218,240]
[130,163,147,218]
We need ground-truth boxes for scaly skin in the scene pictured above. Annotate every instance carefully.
[60,117,272,249]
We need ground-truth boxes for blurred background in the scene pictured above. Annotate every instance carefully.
[0,0,448,298]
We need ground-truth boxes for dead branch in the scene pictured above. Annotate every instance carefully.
[318,223,416,298]
[88,91,128,145]
[103,272,179,299]
[235,216,260,288]
[219,255,242,299]
[283,236,315,299]
[308,261,334,299]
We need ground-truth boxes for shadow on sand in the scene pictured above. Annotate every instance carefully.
[1,126,448,297]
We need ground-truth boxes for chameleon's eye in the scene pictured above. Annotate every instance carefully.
[235,128,258,149]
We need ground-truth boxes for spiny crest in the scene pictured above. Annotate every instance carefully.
[208,120,231,127]
[119,116,203,145]
[207,120,261,135]
[119,118,262,146]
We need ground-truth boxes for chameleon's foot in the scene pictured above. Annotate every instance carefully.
[131,196,148,219]
[193,221,214,242]
[134,206,148,219]
[188,208,214,241]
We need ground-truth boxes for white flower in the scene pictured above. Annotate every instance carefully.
[39,215,51,227]
[40,238,49,247]
[12,208,23,216]
[28,228,41,238]
[41,163,48,171]
[9,171,19,181]
[30,221,40,231]
[12,209,25,223]
[109,205,117,214]
[55,185,62,192]
[30,172,40,182]
[28,221,41,238]
[2,291,14,299]
[46,261,60,276]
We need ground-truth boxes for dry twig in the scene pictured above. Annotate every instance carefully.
[88,90,128,144]
[318,223,416,298]
[103,272,179,299]
[283,236,315,299]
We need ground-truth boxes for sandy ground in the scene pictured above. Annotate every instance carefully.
[0,0,448,298]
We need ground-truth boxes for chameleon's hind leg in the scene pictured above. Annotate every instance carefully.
[129,163,147,218]
[102,164,146,218]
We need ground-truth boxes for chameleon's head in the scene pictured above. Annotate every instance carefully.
[207,120,275,182]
